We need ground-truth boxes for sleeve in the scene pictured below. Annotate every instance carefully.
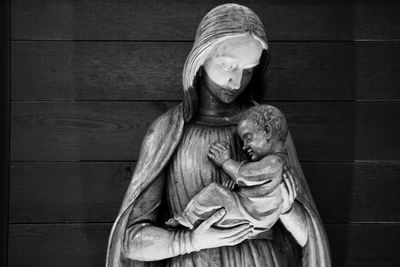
[126,170,165,227]
[122,172,198,261]
[283,132,331,265]
[106,104,187,266]
[235,155,283,187]
[279,200,308,247]
[123,171,196,261]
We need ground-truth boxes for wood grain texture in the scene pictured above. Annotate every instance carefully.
[9,162,134,223]
[8,0,400,265]
[10,101,176,161]
[1,0,10,266]
[8,223,400,267]
[303,163,400,223]
[10,101,400,161]
[8,223,111,267]
[325,223,400,267]
[9,162,400,223]
[11,0,400,41]
[11,41,400,101]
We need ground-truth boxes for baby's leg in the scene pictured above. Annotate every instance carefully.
[174,182,245,229]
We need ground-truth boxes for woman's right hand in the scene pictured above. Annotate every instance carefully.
[190,209,254,251]
[280,165,298,214]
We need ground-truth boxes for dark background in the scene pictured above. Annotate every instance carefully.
[2,0,400,266]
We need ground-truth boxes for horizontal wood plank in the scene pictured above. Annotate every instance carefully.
[11,41,188,101]
[8,223,400,266]
[11,41,400,101]
[11,0,400,41]
[8,223,111,267]
[10,101,400,161]
[11,101,175,161]
[303,163,400,223]
[9,162,133,223]
[9,162,400,223]
[325,223,400,267]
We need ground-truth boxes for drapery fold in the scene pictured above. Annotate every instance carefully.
[106,104,331,266]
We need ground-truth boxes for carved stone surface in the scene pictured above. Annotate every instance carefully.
[107,3,331,266]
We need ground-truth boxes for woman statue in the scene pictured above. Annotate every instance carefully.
[107,4,330,266]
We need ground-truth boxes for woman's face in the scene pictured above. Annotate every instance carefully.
[203,34,263,103]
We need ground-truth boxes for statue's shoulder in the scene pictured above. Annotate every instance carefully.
[148,103,183,131]
[141,103,184,145]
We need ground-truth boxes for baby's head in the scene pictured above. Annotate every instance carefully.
[238,105,288,161]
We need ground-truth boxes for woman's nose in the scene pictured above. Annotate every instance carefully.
[227,69,243,90]
[228,78,240,91]
[227,79,240,90]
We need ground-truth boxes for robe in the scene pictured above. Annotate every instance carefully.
[106,103,331,266]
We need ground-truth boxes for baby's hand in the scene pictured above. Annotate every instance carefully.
[223,179,236,191]
[208,142,231,167]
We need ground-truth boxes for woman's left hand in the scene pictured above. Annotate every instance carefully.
[280,165,298,213]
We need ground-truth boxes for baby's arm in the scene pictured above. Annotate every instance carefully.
[221,158,242,182]
[207,142,240,190]
[235,155,284,187]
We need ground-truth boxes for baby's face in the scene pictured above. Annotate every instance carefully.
[237,119,272,161]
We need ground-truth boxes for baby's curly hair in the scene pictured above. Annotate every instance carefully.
[241,104,288,143]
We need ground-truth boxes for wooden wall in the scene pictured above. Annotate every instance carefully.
[7,0,400,266]
[2,1,11,267]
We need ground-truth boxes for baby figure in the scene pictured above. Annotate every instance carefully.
[166,105,289,233]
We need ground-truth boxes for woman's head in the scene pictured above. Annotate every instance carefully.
[203,34,263,104]
[182,4,269,121]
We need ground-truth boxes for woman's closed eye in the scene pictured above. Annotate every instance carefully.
[244,133,253,142]
[214,56,238,71]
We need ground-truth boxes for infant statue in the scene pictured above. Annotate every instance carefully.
[166,104,289,236]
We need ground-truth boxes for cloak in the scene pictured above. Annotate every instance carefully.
[106,103,331,266]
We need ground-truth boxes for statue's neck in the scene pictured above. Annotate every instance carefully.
[197,81,243,118]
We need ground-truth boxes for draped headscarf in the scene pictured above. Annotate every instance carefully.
[182,3,270,122]
[107,4,330,267]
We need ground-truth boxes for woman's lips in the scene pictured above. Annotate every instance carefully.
[222,88,239,96]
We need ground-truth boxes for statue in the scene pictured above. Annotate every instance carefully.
[166,105,288,232]
[107,3,331,266]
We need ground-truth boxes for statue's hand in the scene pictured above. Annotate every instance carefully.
[208,142,231,167]
[280,165,298,214]
[190,209,254,251]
